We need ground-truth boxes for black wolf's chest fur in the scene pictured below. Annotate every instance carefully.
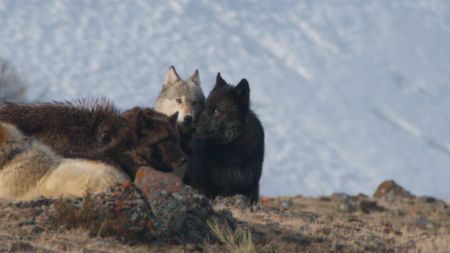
[185,111,264,204]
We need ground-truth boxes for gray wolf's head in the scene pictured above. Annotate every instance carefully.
[197,73,250,144]
[155,66,205,132]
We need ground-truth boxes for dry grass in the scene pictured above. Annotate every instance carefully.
[410,234,450,253]
[50,191,139,240]
[208,219,256,253]
[2,191,449,252]
[32,228,187,253]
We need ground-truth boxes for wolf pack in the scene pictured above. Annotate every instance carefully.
[0,65,264,204]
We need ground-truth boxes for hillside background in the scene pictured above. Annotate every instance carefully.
[1,0,449,199]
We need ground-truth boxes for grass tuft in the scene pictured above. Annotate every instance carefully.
[208,219,256,253]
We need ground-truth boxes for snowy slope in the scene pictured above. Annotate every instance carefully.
[1,0,450,198]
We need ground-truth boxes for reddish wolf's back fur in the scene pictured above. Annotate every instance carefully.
[0,100,187,179]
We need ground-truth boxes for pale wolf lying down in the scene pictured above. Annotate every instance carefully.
[0,122,127,201]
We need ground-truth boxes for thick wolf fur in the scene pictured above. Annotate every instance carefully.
[184,73,264,204]
[0,59,26,102]
[0,100,187,179]
[155,66,205,156]
[0,122,127,200]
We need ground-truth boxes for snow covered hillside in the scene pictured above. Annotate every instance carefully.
[1,1,449,198]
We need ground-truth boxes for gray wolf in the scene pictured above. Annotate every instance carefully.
[0,100,187,179]
[155,66,205,156]
[0,122,127,200]
[183,73,264,204]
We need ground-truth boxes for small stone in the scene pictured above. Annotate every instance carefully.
[373,180,415,201]
[134,166,184,197]
[419,196,448,209]
[281,199,293,209]
[415,217,434,230]
[172,192,183,201]
[419,196,436,203]
[358,200,383,213]
[338,201,355,213]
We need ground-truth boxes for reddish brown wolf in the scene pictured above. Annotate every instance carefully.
[0,100,187,179]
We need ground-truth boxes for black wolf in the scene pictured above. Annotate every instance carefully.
[0,100,187,179]
[184,73,264,204]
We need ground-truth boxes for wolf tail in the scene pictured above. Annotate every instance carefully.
[0,59,27,102]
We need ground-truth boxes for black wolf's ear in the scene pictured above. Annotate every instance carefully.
[213,72,227,90]
[189,69,201,86]
[233,79,250,110]
[168,112,178,127]
[164,66,180,87]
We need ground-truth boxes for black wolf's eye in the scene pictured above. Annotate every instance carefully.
[176,98,182,104]
[213,109,220,115]
[192,101,197,106]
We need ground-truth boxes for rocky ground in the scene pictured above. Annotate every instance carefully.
[0,168,449,253]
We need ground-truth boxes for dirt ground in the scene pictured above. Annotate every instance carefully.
[0,181,449,253]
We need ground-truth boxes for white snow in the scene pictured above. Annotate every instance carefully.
[1,0,449,199]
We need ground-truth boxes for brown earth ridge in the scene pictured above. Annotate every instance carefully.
[0,170,449,253]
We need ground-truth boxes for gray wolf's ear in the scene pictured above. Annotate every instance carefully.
[214,72,227,90]
[168,112,179,127]
[189,69,201,86]
[234,79,250,110]
[164,66,180,87]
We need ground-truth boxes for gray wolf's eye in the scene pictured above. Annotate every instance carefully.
[176,98,182,104]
